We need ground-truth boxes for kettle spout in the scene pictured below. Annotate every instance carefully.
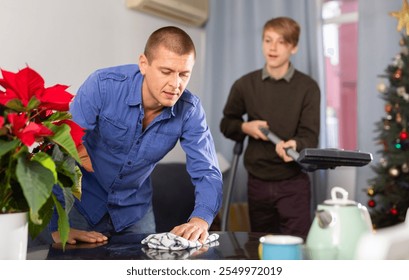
[316,210,333,228]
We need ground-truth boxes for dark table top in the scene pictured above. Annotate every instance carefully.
[27,231,264,260]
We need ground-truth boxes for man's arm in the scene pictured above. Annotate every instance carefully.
[77,143,94,172]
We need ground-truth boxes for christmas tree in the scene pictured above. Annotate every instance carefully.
[366,0,409,229]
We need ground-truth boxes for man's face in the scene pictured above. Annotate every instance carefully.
[139,45,195,108]
[262,28,298,71]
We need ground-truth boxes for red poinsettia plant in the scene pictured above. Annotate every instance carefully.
[0,66,84,248]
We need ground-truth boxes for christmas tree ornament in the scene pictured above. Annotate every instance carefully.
[385,103,393,113]
[397,86,406,96]
[389,167,400,177]
[380,157,388,167]
[393,68,403,80]
[396,112,402,123]
[383,119,391,130]
[399,130,408,140]
[368,199,376,208]
[402,162,409,173]
[389,207,398,216]
[390,0,409,35]
[367,187,375,196]
[377,82,387,93]
[396,86,409,101]
[393,54,404,68]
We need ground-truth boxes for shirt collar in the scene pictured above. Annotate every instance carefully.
[127,73,143,106]
[262,62,295,82]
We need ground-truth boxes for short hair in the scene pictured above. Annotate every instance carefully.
[144,26,196,63]
[263,17,300,46]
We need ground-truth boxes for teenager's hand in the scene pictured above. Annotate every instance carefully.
[241,120,269,140]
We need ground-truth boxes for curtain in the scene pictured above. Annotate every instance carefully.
[203,0,326,209]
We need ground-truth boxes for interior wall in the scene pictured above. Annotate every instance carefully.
[0,0,205,101]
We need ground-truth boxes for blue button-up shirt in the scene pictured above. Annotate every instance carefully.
[54,64,222,232]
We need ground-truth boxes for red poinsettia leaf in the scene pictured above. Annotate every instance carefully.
[19,122,54,146]
[38,84,74,111]
[0,67,45,107]
[0,69,14,88]
[0,116,4,128]
[8,112,28,131]
[0,88,19,106]
[55,120,85,147]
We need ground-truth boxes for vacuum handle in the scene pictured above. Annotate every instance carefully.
[259,127,299,161]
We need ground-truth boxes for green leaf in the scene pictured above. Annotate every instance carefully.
[0,139,20,157]
[46,111,72,122]
[32,152,57,182]
[16,156,55,224]
[26,96,41,111]
[28,196,54,239]
[52,145,82,200]
[46,123,80,163]
[53,195,70,250]
[4,99,25,111]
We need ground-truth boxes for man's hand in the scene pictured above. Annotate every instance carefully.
[276,139,297,162]
[51,228,108,245]
[170,217,209,244]
[241,120,269,140]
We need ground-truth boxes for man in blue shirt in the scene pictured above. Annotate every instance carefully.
[50,26,223,245]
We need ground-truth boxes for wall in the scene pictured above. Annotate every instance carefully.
[0,0,205,101]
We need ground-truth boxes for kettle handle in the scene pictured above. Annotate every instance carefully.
[359,204,373,230]
[331,186,349,201]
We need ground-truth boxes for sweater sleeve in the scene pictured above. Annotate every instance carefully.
[220,79,248,142]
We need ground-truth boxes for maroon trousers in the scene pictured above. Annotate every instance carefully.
[247,172,311,240]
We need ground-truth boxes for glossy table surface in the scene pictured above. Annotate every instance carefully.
[27,231,264,260]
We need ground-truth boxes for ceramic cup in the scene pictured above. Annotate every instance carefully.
[259,235,303,260]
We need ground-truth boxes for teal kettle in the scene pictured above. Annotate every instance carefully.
[306,186,373,260]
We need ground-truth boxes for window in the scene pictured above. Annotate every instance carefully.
[322,0,358,150]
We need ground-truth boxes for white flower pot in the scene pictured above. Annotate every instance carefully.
[0,212,28,260]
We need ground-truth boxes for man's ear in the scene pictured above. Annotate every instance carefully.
[291,45,299,55]
[139,54,148,75]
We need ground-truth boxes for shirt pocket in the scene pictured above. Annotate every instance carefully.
[141,130,180,163]
[99,116,129,152]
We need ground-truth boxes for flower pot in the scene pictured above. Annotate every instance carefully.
[0,212,28,260]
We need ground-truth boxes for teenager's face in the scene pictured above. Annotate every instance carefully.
[262,28,298,72]
[139,45,195,108]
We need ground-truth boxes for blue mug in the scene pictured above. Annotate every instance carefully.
[259,235,303,260]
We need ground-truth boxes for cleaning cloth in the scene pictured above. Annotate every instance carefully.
[141,232,219,250]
